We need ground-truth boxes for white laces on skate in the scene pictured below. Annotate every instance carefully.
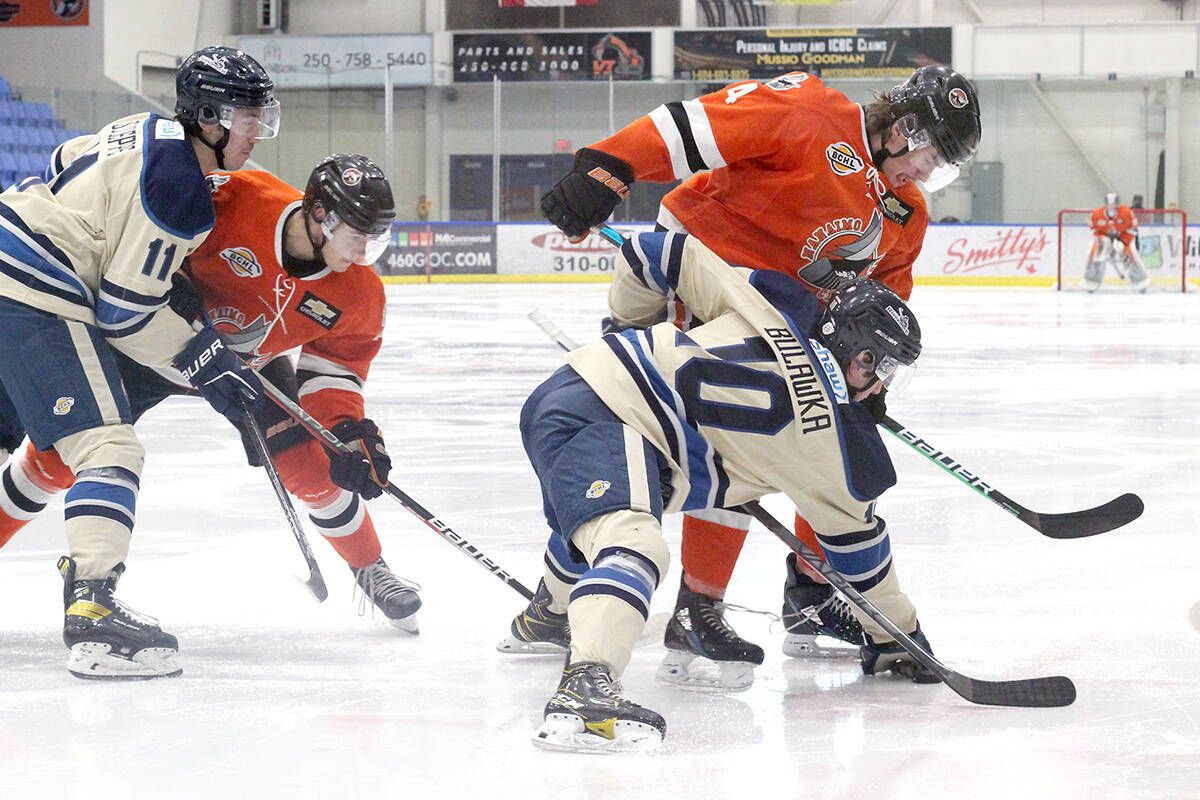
[352,562,421,619]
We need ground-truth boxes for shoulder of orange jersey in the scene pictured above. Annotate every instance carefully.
[206,169,303,205]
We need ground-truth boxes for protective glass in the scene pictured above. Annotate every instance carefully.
[321,211,391,266]
[896,115,961,192]
[219,100,281,139]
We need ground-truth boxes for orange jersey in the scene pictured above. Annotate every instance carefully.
[187,170,386,426]
[1090,205,1138,247]
[590,72,927,301]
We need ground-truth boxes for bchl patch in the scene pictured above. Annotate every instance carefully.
[53,396,75,416]
[219,246,262,278]
[585,480,611,499]
[825,142,864,176]
[297,292,342,330]
[878,191,914,225]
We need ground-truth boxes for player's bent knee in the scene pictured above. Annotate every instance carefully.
[273,439,337,503]
[571,509,670,587]
[53,424,144,476]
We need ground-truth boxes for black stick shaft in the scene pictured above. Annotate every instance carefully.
[255,377,534,601]
[238,396,328,602]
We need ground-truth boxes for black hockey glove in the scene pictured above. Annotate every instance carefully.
[540,147,634,240]
[858,387,888,423]
[167,267,203,325]
[328,418,392,499]
[173,325,264,425]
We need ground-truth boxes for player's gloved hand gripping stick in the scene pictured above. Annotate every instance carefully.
[591,224,1143,540]
[251,375,535,601]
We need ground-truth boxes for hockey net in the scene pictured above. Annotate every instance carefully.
[1057,208,1189,292]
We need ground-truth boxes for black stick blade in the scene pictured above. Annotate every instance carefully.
[305,569,329,603]
[945,673,1076,707]
[1022,493,1144,539]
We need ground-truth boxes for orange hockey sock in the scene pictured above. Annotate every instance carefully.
[679,509,750,599]
[792,513,830,583]
[0,442,74,547]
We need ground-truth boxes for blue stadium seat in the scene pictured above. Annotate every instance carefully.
[25,103,53,127]
[36,127,55,147]
[17,151,41,175]
[0,151,19,173]
[0,125,15,148]
[0,77,10,99]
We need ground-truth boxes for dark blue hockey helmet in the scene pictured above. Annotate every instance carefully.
[817,279,922,392]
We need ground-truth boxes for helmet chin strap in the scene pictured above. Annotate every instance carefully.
[872,143,907,171]
[306,211,329,265]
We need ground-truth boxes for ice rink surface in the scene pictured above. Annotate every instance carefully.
[2,283,1199,800]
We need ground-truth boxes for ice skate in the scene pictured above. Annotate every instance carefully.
[860,624,941,684]
[59,557,181,680]
[352,557,422,633]
[497,578,569,654]
[532,661,665,753]
[781,553,864,658]
[656,580,763,693]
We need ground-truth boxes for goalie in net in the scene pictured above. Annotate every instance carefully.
[1057,195,1189,292]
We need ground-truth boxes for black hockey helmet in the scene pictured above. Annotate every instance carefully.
[888,65,981,166]
[175,46,278,167]
[817,280,922,392]
[303,154,396,266]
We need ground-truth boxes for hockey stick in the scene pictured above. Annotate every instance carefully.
[589,224,1143,539]
[238,395,329,602]
[252,375,535,601]
[877,416,1143,539]
[741,500,1076,707]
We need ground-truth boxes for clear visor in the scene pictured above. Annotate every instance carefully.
[219,100,281,140]
[321,211,391,266]
[853,351,917,394]
[896,117,961,193]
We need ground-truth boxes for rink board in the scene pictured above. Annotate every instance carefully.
[377,221,1198,288]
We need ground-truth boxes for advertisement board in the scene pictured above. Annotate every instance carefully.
[496,224,655,277]
[453,31,652,82]
[379,224,498,278]
[238,34,433,88]
[913,224,1058,284]
[674,27,951,82]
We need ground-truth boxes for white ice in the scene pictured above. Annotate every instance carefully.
[2,285,1199,799]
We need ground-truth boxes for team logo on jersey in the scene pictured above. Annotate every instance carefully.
[297,292,342,330]
[948,87,969,109]
[765,72,809,91]
[206,173,231,194]
[585,480,612,499]
[825,142,864,176]
[878,191,914,226]
[154,119,185,141]
[798,212,885,283]
[341,167,363,187]
[52,396,75,416]
[886,305,911,335]
[220,247,263,278]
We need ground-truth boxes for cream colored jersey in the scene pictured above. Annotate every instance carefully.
[566,231,896,539]
[0,112,214,367]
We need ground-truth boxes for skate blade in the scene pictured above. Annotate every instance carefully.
[67,642,182,681]
[782,633,859,659]
[389,614,419,635]
[495,635,567,655]
[656,650,754,693]
[531,714,662,754]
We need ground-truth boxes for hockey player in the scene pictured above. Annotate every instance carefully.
[521,231,933,752]
[0,154,421,631]
[1085,192,1149,292]
[516,65,980,688]
[0,46,277,679]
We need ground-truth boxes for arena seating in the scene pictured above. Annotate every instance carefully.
[0,77,85,190]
